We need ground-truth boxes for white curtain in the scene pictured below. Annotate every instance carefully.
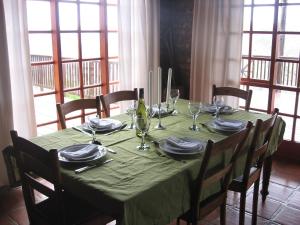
[118,0,160,108]
[0,0,36,186]
[190,0,244,105]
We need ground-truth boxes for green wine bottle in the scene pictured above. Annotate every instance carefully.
[136,88,147,137]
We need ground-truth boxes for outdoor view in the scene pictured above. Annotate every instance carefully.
[27,0,300,143]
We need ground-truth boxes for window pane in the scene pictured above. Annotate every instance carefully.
[80,0,100,2]
[279,0,300,2]
[252,34,272,57]
[37,123,58,136]
[254,0,275,4]
[249,86,269,110]
[253,7,274,31]
[243,7,251,31]
[274,90,296,114]
[65,118,82,128]
[107,0,118,4]
[83,87,102,98]
[61,33,78,60]
[279,5,300,32]
[32,64,55,95]
[295,119,300,142]
[81,33,100,59]
[281,116,293,140]
[29,34,53,60]
[34,95,57,124]
[242,33,249,55]
[250,59,271,80]
[109,59,120,92]
[82,60,101,85]
[108,32,119,57]
[275,61,298,87]
[107,6,118,30]
[241,59,249,78]
[80,3,100,31]
[59,2,78,30]
[277,34,300,58]
[244,0,252,4]
[62,62,80,89]
[27,1,51,31]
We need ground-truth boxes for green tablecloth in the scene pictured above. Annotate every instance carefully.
[31,99,285,225]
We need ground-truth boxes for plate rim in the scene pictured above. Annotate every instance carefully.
[159,139,205,155]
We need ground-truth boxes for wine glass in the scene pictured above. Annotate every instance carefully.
[135,112,151,150]
[86,116,101,145]
[170,89,180,115]
[213,96,224,119]
[126,100,137,129]
[188,101,202,131]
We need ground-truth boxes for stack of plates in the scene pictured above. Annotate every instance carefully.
[159,137,205,155]
[58,144,107,163]
[202,104,236,114]
[207,119,246,133]
[88,118,122,133]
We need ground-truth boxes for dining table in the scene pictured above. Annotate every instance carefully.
[30,99,285,225]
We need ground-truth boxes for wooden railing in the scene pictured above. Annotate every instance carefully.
[31,55,120,97]
[241,57,299,87]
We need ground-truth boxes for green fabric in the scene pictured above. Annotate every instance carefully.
[31,99,285,225]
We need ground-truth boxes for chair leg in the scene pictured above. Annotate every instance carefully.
[220,203,226,225]
[252,179,260,225]
[176,218,180,225]
[261,155,272,201]
[239,191,246,225]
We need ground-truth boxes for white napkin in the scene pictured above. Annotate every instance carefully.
[166,137,202,151]
[151,106,168,116]
[89,118,114,129]
[60,144,99,161]
[214,119,244,129]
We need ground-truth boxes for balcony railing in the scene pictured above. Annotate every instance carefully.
[241,57,299,87]
[31,55,120,97]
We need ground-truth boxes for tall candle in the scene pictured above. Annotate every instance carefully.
[158,67,161,105]
[166,68,172,104]
[148,70,153,108]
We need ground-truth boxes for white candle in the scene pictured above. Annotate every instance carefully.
[148,70,153,108]
[166,68,172,104]
[158,67,161,105]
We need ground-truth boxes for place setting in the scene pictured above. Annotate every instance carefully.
[202,96,239,117]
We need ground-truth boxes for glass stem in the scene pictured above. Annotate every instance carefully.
[141,133,145,146]
[158,103,162,125]
[192,114,196,129]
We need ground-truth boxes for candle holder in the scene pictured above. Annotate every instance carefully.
[155,103,166,130]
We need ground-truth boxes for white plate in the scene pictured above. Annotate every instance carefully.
[202,104,236,114]
[58,144,107,163]
[159,139,205,155]
[87,118,122,133]
[206,119,246,133]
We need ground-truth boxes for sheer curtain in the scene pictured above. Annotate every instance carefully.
[118,0,160,108]
[0,0,36,186]
[190,0,244,104]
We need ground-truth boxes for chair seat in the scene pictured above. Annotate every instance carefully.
[37,191,113,225]
[229,166,258,192]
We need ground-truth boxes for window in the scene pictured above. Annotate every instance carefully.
[241,0,300,142]
[27,0,119,135]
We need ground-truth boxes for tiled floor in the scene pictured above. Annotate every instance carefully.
[0,158,299,225]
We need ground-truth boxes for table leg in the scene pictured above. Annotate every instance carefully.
[261,155,273,201]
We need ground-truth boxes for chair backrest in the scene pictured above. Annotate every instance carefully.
[56,97,101,129]
[100,88,138,117]
[10,130,64,225]
[241,108,279,185]
[193,121,253,219]
[212,84,253,111]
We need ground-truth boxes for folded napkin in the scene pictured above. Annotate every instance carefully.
[151,106,169,116]
[166,137,202,151]
[214,119,244,129]
[60,144,99,161]
[89,118,114,129]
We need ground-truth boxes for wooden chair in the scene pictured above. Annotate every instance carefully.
[10,130,113,225]
[177,121,253,225]
[100,88,138,117]
[56,97,101,129]
[212,84,253,111]
[260,108,280,201]
[228,109,278,225]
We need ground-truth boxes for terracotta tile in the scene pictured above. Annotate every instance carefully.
[264,182,294,202]
[273,206,300,225]
[209,207,268,225]
[0,187,25,214]
[226,191,241,207]
[0,215,16,225]
[245,193,282,220]
[287,191,300,210]
[7,207,29,225]
[271,171,300,189]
